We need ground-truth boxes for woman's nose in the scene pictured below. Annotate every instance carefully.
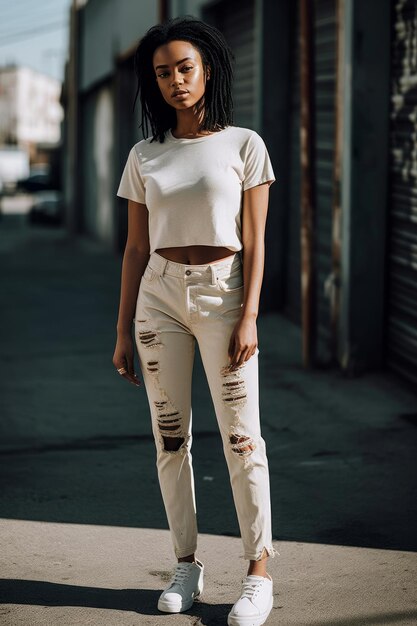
[171,71,183,87]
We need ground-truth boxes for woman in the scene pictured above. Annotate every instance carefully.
[113,15,278,626]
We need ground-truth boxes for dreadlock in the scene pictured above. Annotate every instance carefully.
[132,15,235,143]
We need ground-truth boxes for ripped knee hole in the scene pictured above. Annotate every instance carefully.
[229,433,256,456]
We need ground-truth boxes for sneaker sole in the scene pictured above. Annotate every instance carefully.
[157,580,204,613]
[227,593,273,626]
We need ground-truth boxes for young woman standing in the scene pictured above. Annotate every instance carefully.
[113,16,278,626]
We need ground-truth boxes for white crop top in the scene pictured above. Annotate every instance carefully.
[116,125,276,253]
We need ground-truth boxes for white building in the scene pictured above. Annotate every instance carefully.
[0,64,63,147]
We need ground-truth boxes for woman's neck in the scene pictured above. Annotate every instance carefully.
[172,111,219,138]
[171,127,217,138]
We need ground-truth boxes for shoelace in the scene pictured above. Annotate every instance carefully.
[168,563,194,590]
[240,577,266,601]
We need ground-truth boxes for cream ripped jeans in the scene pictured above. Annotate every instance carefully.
[134,250,277,562]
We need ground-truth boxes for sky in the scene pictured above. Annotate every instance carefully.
[0,0,72,83]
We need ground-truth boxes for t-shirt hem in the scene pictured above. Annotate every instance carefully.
[116,191,146,204]
[243,177,276,191]
[149,242,243,253]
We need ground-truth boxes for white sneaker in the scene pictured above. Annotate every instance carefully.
[227,573,274,626]
[157,558,204,613]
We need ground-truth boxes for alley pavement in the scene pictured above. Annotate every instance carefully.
[0,212,416,625]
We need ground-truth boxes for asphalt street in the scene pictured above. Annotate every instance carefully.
[0,212,416,625]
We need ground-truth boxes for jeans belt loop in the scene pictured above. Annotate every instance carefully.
[210,264,217,286]
[161,258,168,277]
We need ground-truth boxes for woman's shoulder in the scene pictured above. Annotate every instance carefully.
[227,125,265,145]
[129,135,166,162]
[227,126,269,154]
[130,136,154,151]
[228,125,257,135]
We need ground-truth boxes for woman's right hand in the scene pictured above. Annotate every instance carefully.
[112,331,141,387]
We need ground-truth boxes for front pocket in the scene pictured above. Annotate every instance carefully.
[217,269,244,293]
[141,265,157,283]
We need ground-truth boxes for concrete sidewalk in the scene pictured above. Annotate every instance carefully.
[0,216,416,625]
[0,519,415,626]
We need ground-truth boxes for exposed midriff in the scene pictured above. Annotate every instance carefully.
[155,244,235,265]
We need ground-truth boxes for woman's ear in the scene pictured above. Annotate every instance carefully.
[206,66,211,80]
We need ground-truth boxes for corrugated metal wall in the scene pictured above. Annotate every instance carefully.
[203,0,258,129]
[313,0,337,363]
[286,0,337,364]
[386,0,417,386]
[286,2,302,324]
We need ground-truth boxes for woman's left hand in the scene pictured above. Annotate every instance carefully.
[228,315,258,369]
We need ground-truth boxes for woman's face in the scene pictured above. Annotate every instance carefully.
[153,40,210,110]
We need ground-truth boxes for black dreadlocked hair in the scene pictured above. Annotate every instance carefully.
[132,15,235,143]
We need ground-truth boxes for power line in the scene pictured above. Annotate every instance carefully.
[0,20,69,47]
[0,1,69,28]
[0,20,69,41]
[0,9,69,35]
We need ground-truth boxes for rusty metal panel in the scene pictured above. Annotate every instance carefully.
[286,0,337,365]
[387,0,417,386]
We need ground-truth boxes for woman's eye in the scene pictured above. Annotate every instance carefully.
[157,66,193,78]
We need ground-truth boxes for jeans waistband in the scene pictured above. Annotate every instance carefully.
[148,251,242,283]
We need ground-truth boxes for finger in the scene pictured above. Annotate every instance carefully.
[230,347,243,370]
[125,371,141,386]
[228,335,235,360]
[125,368,141,385]
[116,364,140,386]
[235,349,248,368]
[245,347,256,361]
[126,357,139,381]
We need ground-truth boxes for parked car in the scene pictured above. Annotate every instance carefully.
[28,190,63,225]
[16,165,53,193]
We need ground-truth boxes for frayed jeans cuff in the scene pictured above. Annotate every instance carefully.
[244,545,280,561]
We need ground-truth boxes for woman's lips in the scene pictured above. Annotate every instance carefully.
[172,92,189,100]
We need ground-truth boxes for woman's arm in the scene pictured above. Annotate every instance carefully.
[113,199,150,384]
[228,182,271,369]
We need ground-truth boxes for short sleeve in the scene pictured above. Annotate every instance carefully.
[242,132,276,191]
[116,146,146,204]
